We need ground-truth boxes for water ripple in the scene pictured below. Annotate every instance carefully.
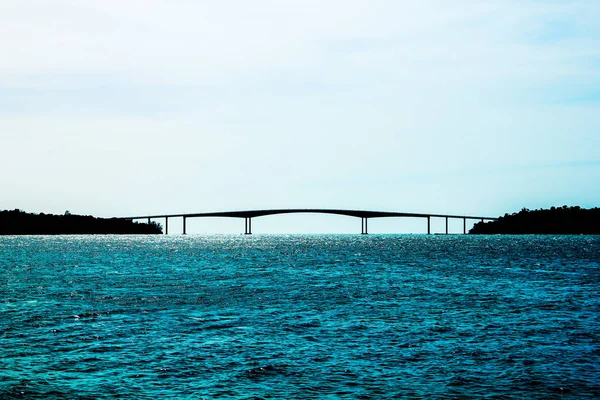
[1,234,599,398]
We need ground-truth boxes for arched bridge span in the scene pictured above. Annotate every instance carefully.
[120,209,497,235]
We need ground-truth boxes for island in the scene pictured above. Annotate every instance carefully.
[469,206,600,234]
[0,209,163,235]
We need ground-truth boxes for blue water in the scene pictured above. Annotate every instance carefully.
[1,235,599,399]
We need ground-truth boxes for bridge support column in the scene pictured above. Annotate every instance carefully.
[245,218,252,235]
[446,217,449,234]
[427,216,430,234]
[361,218,368,234]
[148,217,151,225]
[183,216,187,235]
[463,217,466,234]
[165,217,169,235]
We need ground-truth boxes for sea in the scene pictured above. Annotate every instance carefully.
[1,235,599,399]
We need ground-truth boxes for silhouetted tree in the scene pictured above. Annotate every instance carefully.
[0,210,163,235]
[470,206,600,234]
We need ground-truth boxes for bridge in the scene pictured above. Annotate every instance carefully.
[120,209,498,235]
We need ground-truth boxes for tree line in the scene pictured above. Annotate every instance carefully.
[0,209,163,235]
[470,206,600,234]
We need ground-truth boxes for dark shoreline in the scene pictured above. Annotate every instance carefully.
[0,209,162,235]
[469,206,600,235]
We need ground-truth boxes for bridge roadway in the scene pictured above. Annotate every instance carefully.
[121,208,498,235]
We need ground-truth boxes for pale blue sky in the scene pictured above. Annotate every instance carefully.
[1,0,599,233]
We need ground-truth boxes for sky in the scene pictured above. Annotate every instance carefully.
[1,0,599,233]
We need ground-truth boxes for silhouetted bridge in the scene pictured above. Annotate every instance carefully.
[120,209,498,235]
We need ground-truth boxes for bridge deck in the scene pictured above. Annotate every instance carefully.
[119,209,497,235]
[121,208,497,221]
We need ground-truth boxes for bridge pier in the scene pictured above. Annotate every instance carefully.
[165,217,169,235]
[148,217,151,225]
[463,217,466,234]
[361,218,368,234]
[183,216,187,235]
[427,216,430,234]
[446,217,449,234]
[245,217,252,235]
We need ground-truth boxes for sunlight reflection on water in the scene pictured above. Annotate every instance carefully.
[1,235,599,398]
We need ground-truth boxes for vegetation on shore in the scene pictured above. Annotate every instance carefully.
[469,206,600,234]
[0,209,162,235]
